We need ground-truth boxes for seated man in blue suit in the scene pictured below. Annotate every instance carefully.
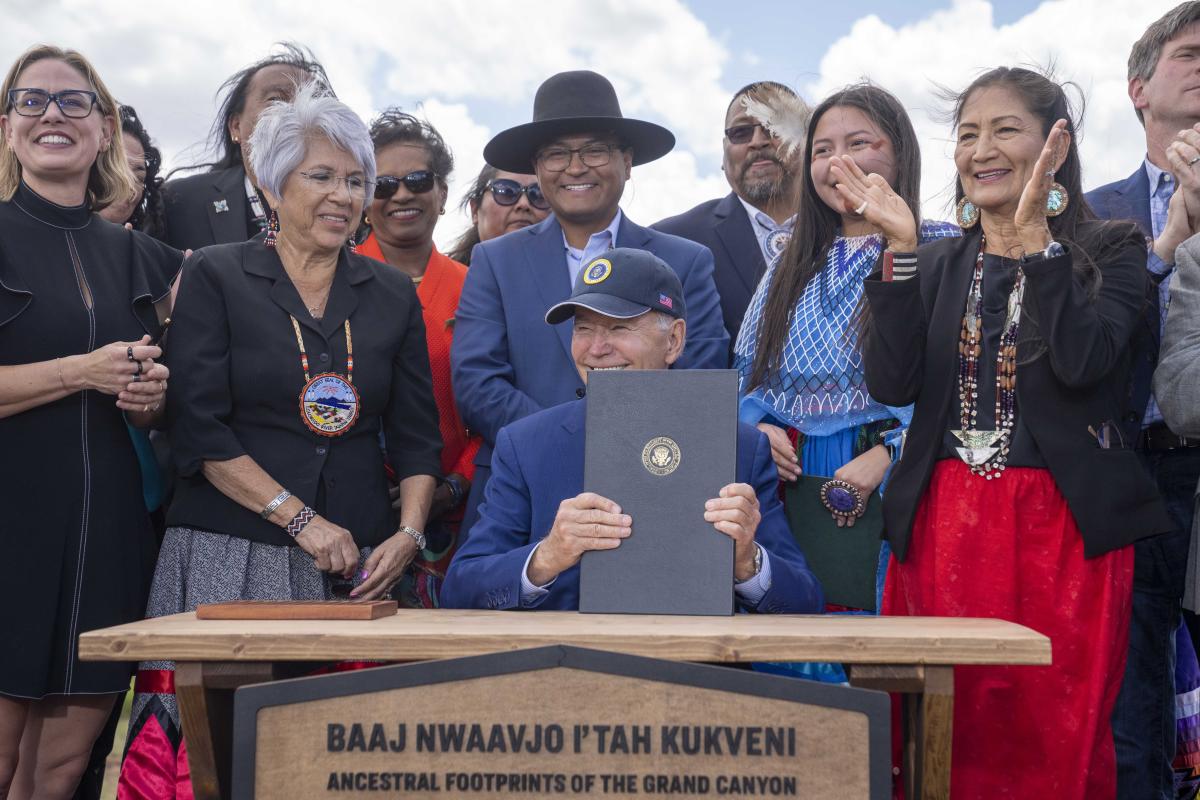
[441,248,822,613]
[451,70,730,533]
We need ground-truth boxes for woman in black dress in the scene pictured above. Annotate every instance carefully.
[0,45,179,798]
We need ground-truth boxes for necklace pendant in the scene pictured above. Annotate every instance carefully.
[952,429,1003,467]
[300,373,359,437]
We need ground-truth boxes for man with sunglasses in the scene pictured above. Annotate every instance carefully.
[655,82,804,348]
[452,70,729,535]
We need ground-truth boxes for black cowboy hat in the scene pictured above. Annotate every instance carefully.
[484,70,675,173]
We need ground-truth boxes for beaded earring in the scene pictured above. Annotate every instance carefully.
[1046,183,1069,217]
[955,196,980,229]
[264,210,279,247]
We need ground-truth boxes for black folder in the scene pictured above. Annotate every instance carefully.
[580,370,738,615]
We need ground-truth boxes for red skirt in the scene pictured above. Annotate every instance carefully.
[883,459,1133,799]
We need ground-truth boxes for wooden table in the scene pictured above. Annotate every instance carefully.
[80,610,1050,800]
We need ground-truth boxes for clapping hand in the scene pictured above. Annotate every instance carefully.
[829,155,918,251]
[1013,118,1069,253]
[1156,124,1200,263]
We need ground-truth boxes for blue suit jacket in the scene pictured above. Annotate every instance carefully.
[450,213,730,468]
[1087,167,1160,446]
[653,193,767,347]
[439,399,824,614]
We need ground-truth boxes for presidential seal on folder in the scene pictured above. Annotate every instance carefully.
[580,370,738,615]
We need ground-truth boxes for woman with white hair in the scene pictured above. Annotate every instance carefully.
[118,82,441,796]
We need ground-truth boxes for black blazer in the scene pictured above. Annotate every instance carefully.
[165,240,442,548]
[653,192,767,345]
[1087,168,1161,447]
[162,165,253,252]
[862,226,1171,560]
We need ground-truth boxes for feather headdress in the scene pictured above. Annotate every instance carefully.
[740,85,812,160]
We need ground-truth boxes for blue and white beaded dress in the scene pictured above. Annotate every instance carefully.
[734,220,960,681]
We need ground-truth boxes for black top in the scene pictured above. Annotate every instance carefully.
[863,226,1171,560]
[939,253,1044,468]
[161,165,255,251]
[0,181,180,697]
[165,240,442,547]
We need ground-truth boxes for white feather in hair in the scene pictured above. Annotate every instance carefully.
[740,87,812,160]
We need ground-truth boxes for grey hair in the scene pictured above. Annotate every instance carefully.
[248,80,376,198]
[1129,2,1200,123]
[651,310,675,331]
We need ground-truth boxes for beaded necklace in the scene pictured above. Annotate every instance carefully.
[951,236,1025,479]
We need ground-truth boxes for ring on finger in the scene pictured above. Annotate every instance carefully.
[135,360,144,375]
[126,346,136,362]
[854,200,868,215]
[1189,155,1200,166]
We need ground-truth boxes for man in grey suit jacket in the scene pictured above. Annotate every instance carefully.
[1156,233,1200,614]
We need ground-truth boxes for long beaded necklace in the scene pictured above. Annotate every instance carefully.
[951,235,1025,479]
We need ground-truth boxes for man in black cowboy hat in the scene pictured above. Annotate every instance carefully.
[451,70,729,533]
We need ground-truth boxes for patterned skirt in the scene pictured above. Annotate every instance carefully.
[883,459,1133,799]
[117,527,367,799]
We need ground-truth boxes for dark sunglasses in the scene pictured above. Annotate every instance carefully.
[724,123,771,145]
[485,178,549,210]
[374,170,438,200]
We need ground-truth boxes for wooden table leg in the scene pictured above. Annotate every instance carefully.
[846,663,954,800]
[175,662,279,800]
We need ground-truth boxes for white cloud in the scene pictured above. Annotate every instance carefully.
[806,0,1178,219]
[0,0,1183,240]
[0,0,733,239]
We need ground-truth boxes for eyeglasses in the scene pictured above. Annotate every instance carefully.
[374,170,439,200]
[485,178,549,210]
[724,123,771,145]
[536,143,622,173]
[7,88,99,119]
[298,170,373,200]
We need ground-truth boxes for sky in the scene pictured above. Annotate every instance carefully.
[0,0,1181,246]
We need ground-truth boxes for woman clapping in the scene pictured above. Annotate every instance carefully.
[850,67,1171,797]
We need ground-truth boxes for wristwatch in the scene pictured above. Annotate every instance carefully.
[398,525,426,550]
[735,544,764,584]
[1023,240,1064,263]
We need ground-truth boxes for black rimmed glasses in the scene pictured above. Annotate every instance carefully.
[374,170,439,200]
[298,170,373,201]
[485,178,549,210]
[536,143,623,172]
[7,88,99,118]
[724,123,770,145]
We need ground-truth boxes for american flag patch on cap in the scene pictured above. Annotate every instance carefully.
[658,293,673,309]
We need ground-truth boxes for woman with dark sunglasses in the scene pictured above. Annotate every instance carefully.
[445,164,551,266]
[357,108,481,608]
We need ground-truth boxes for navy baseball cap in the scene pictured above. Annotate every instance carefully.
[545,247,686,325]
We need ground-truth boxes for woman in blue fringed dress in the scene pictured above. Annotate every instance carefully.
[734,83,958,682]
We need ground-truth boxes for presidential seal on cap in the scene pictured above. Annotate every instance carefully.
[546,247,685,325]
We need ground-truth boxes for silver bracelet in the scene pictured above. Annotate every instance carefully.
[260,489,292,520]
[398,525,426,550]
